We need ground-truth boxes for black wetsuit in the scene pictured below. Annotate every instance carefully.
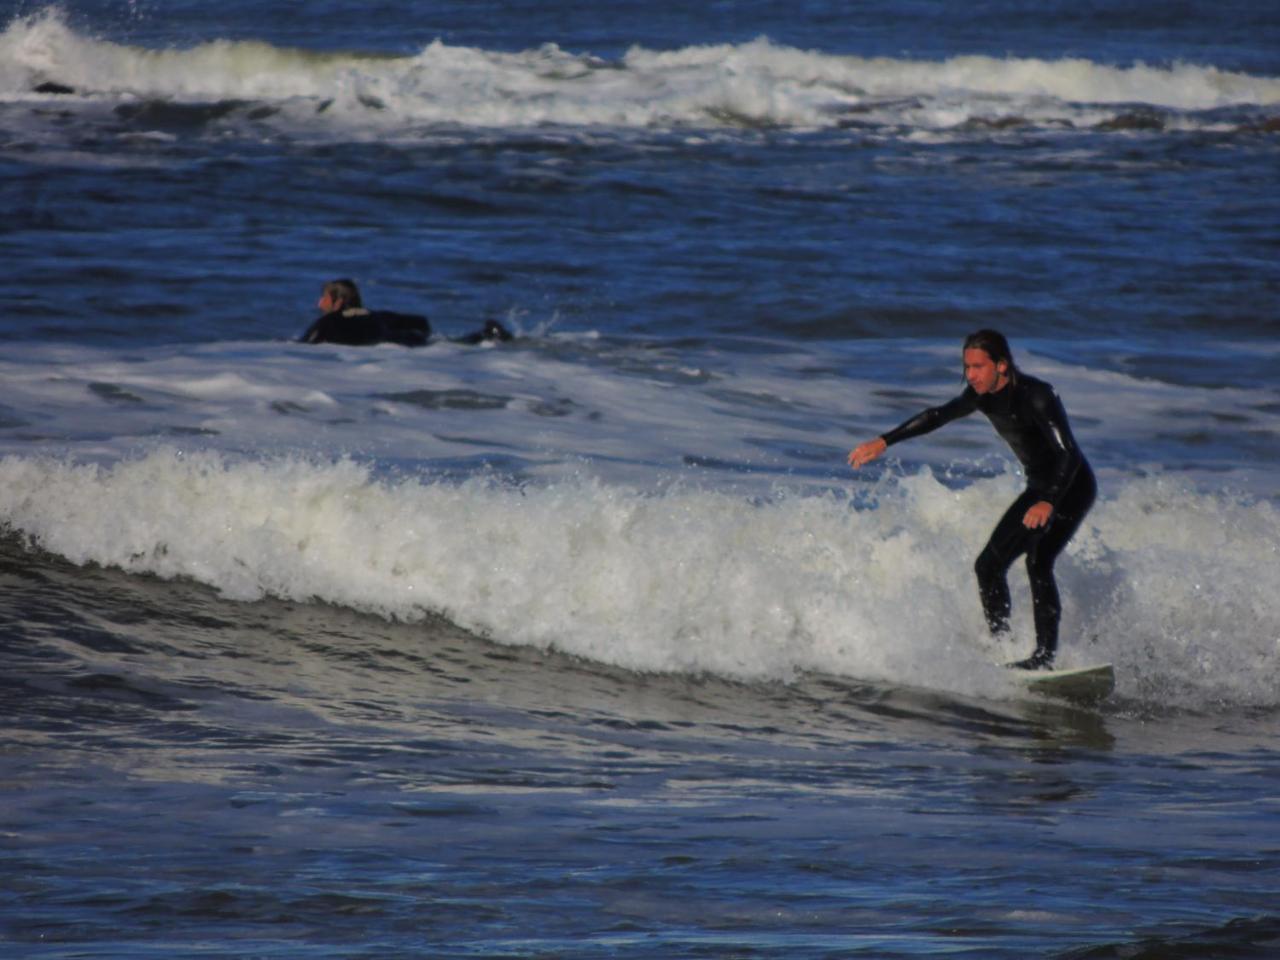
[300,308,432,347]
[881,372,1095,666]
[300,310,513,348]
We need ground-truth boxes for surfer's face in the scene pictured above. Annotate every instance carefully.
[317,287,352,313]
[963,348,1009,394]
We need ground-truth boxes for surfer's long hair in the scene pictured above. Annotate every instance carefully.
[323,278,363,309]
[963,329,1017,383]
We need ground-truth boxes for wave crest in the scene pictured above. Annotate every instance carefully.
[2,449,1276,710]
[5,10,1278,137]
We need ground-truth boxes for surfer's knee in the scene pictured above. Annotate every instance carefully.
[1023,545,1060,585]
[974,547,1005,585]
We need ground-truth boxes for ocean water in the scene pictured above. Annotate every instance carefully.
[2,1,1279,957]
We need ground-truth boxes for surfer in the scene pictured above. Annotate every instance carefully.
[847,330,1096,671]
[299,279,512,347]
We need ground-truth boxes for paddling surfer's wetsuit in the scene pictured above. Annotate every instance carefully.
[880,372,1096,669]
[299,310,513,348]
[300,308,431,347]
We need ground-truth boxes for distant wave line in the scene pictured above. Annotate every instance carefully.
[5,10,1279,136]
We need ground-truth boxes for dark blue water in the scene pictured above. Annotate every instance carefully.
[2,2,1278,956]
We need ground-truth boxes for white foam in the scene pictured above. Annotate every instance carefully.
[4,11,1277,141]
[0,447,1276,711]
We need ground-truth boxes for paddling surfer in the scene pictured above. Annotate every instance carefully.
[300,279,512,347]
[300,279,431,347]
[847,330,1095,670]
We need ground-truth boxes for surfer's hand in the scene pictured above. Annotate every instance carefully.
[1023,501,1054,529]
[849,438,887,469]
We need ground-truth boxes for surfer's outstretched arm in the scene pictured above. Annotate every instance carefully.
[849,393,977,470]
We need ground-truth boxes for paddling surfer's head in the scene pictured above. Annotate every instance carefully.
[318,278,363,313]
[962,329,1015,395]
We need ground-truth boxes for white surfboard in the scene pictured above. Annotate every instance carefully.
[1010,662,1115,703]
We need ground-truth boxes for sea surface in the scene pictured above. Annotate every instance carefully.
[2,1,1279,957]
